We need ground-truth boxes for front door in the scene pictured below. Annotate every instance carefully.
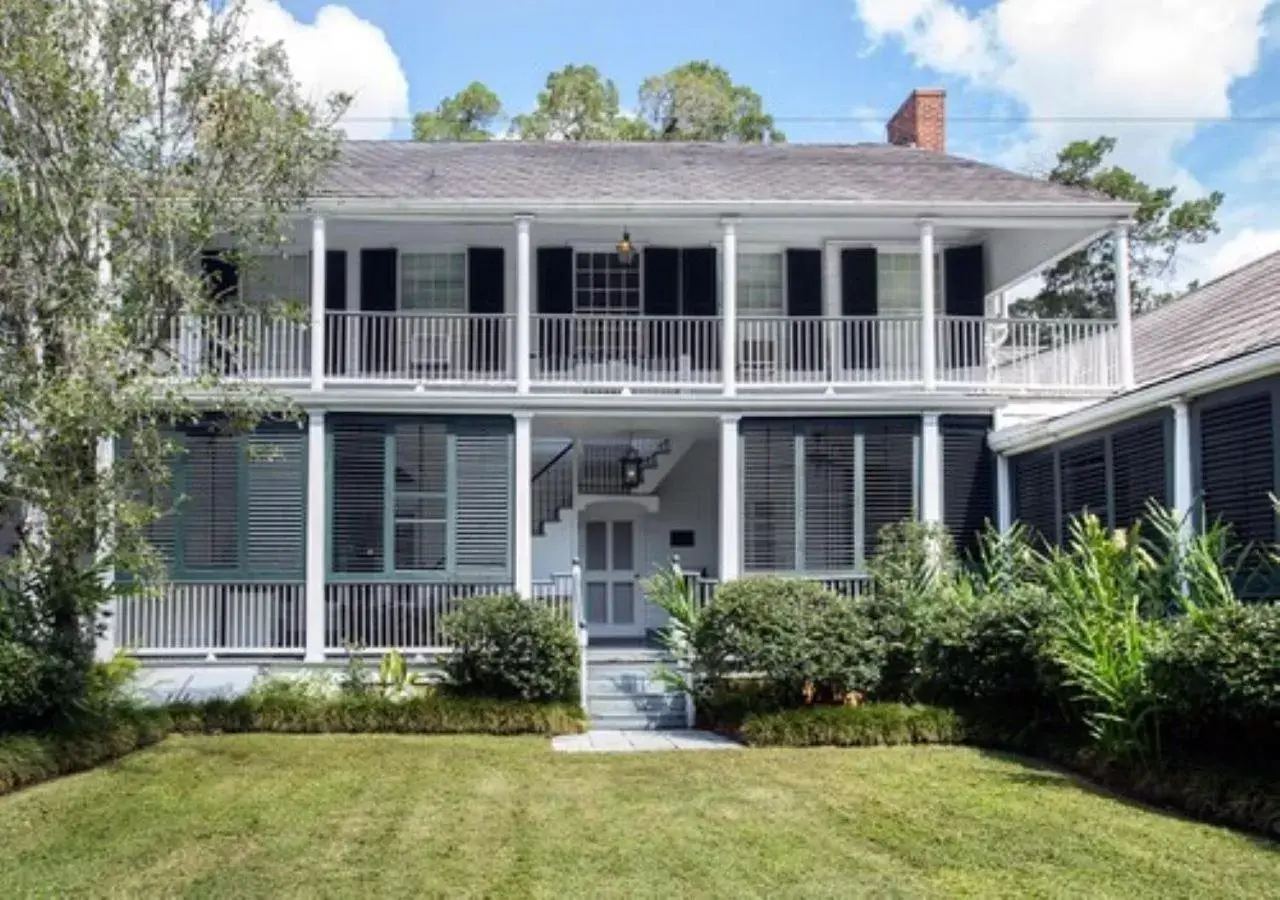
[583,519,642,639]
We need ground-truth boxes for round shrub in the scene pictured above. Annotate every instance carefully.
[1148,602,1280,761]
[695,578,883,704]
[441,594,580,703]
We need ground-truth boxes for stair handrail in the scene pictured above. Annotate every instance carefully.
[531,441,574,484]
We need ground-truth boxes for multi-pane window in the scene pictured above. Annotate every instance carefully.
[242,255,310,307]
[401,252,466,312]
[393,424,448,571]
[574,251,640,314]
[876,253,942,314]
[738,253,785,315]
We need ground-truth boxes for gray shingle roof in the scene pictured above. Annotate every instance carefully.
[1134,250,1280,386]
[319,141,1115,206]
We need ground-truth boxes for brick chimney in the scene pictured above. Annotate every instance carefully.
[886,88,946,152]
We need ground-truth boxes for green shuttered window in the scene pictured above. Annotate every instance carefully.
[1199,392,1275,545]
[742,418,918,573]
[329,417,512,580]
[148,424,306,580]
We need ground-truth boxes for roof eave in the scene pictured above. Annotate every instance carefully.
[308,197,1138,221]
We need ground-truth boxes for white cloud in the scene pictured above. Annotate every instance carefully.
[241,1,409,140]
[853,0,1271,184]
[1204,227,1280,278]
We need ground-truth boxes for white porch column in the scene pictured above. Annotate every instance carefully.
[310,216,326,392]
[721,217,738,397]
[919,220,937,390]
[304,410,327,663]
[718,414,741,581]
[823,241,840,384]
[94,437,116,661]
[920,412,942,524]
[1114,225,1135,390]
[1171,399,1193,537]
[513,412,534,597]
[515,215,533,394]
[995,452,1012,531]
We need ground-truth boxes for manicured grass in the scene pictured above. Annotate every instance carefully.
[0,736,1275,898]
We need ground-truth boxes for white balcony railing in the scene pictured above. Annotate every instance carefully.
[533,315,722,387]
[324,578,572,654]
[116,581,305,656]
[155,312,1121,393]
[163,314,310,381]
[937,317,1121,390]
[325,312,514,383]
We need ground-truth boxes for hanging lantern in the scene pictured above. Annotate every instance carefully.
[616,228,635,265]
[619,444,644,490]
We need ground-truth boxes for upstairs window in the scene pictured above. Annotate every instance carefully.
[401,252,466,313]
[737,253,785,315]
[574,251,640,314]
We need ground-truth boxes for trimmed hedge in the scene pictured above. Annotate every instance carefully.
[0,707,171,796]
[740,703,964,747]
[167,692,587,736]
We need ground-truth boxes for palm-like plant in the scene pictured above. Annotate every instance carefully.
[640,561,703,694]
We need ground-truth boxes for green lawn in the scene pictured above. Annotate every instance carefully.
[0,736,1275,898]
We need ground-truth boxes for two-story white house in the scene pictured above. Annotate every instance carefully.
[110,90,1138,712]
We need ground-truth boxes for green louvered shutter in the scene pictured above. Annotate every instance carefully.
[1112,417,1169,530]
[863,419,917,557]
[1013,451,1058,546]
[742,422,797,571]
[802,424,857,570]
[1199,392,1276,546]
[942,417,995,559]
[180,431,240,571]
[331,421,386,574]
[453,421,513,575]
[247,427,305,575]
[393,422,449,572]
[1059,439,1108,530]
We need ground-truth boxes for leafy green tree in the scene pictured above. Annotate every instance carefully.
[1020,137,1223,319]
[0,0,342,724]
[412,81,502,141]
[509,65,637,141]
[638,61,784,143]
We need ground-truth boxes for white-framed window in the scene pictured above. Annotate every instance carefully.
[738,252,785,315]
[574,251,640,314]
[401,252,466,313]
[876,253,943,314]
[242,254,309,307]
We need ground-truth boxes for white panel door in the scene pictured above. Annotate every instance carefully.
[582,519,642,639]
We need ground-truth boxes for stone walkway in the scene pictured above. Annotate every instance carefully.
[551,729,742,754]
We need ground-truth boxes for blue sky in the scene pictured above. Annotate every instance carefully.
[263,0,1280,282]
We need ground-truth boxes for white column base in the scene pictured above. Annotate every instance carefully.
[920,413,942,525]
[718,414,741,582]
[514,412,534,598]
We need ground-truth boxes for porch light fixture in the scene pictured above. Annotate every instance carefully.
[619,444,644,490]
[616,228,635,265]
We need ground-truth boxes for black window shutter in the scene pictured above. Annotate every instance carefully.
[324,250,348,376]
[1199,392,1275,546]
[1059,439,1109,532]
[863,418,917,557]
[741,421,797,572]
[841,248,877,369]
[943,245,985,369]
[201,250,239,304]
[785,249,822,316]
[359,248,397,374]
[643,248,679,317]
[681,248,717,317]
[467,248,504,314]
[1013,451,1058,547]
[785,249,823,372]
[536,247,573,314]
[1112,417,1169,530]
[941,416,994,559]
[468,248,506,375]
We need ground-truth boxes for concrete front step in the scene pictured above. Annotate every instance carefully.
[584,651,689,730]
[587,692,687,718]
[588,713,690,731]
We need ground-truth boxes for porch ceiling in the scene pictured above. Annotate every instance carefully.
[532,415,719,440]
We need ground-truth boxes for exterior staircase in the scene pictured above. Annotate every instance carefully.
[585,646,689,730]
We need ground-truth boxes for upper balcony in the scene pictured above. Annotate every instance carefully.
[164,311,1120,395]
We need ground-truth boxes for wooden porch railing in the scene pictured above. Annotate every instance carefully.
[116,581,306,656]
